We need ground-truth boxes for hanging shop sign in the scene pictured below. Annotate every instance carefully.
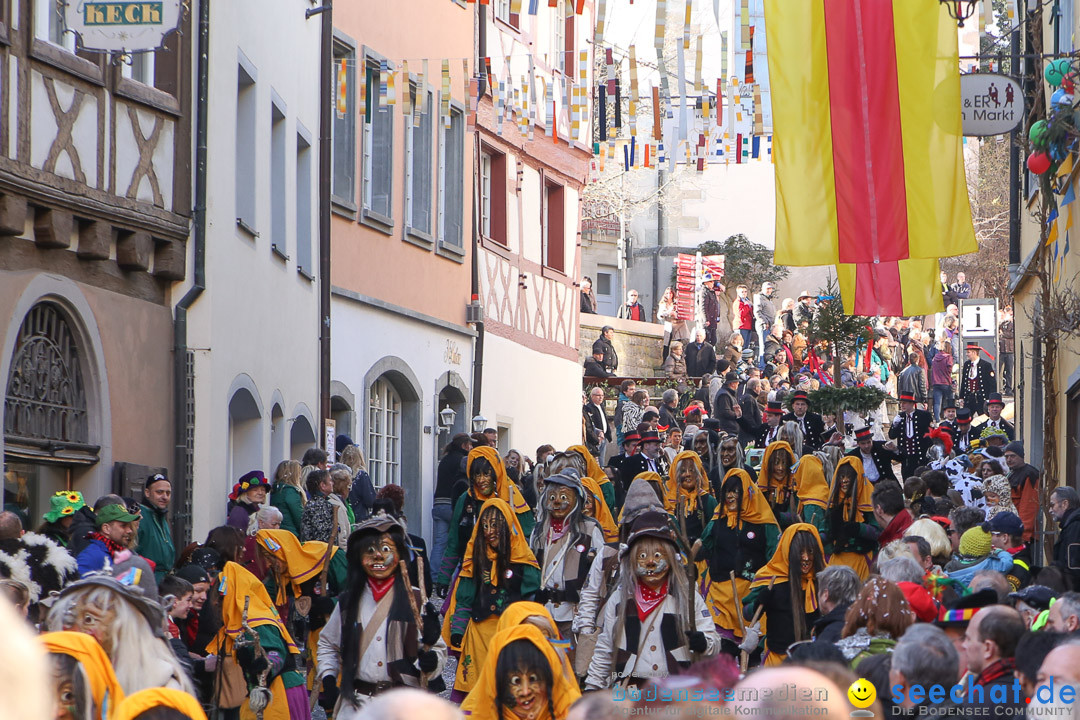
[960,73,1024,136]
[64,0,182,52]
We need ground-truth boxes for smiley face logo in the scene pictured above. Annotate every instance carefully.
[847,679,876,709]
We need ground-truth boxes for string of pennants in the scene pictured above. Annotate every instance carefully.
[332,0,772,178]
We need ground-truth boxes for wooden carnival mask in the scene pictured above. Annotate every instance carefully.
[361,532,400,581]
[632,537,672,589]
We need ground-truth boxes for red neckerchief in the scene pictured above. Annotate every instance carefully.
[1007,545,1026,555]
[634,578,669,622]
[974,657,1016,686]
[88,531,126,556]
[367,575,396,602]
[182,614,200,648]
[548,517,569,543]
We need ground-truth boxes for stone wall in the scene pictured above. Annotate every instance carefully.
[579,315,666,378]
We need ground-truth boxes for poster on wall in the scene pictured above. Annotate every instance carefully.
[324,419,337,464]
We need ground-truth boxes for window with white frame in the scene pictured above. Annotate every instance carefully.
[406,85,433,238]
[494,0,519,27]
[362,55,394,224]
[332,42,356,206]
[440,105,465,250]
[1058,0,1075,54]
[367,378,401,488]
[236,59,257,232]
[554,1,565,74]
[270,99,287,257]
[480,152,491,238]
[122,51,156,86]
[296,132,313,278]
[35,0,75,51]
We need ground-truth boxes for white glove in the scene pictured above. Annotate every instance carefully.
[738,623,761,653]
[249,687,272,713]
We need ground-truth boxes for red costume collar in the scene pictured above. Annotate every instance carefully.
[634,578,669,622]
[367,575,396,602]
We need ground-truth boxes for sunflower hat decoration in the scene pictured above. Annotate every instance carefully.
[43,491,87,523]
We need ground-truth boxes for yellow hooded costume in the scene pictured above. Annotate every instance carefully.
[758,441,797,510]
[580,475,618,543]
[41,631,125,720]
[460,624,581,720]
[701,469,780,637]
[825,456,876,580]
[443,498,541,696]
[748,523,825,666]
[114,688,207,720]
[206,562,301,720]
[567,444,615,509]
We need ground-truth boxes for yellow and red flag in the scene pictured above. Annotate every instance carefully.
[765,0,976,315]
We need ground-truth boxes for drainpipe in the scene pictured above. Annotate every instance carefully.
[318,2,334,444]
[471,2,486,416]
[1008,26,1021,274]
[172,0,209,544]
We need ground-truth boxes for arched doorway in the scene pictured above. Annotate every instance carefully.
[289,409,317,463]
[363,357,422,530]
[3,301,101,526]
[270,402,286,470]
[436,372,468,449]
[228,383,262,483]
[330,380,356,443]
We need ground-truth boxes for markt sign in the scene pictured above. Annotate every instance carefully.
[65,0,181,52]
[960,73,1024,137]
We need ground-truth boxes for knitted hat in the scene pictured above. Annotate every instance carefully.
[43,491,86,523]
[1004,441,1024,458]
[959,526,992,558]
[229,470,270,500]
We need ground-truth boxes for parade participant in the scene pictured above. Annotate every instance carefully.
[446,498,540,700]
[845,426,899,484]
[436,447,534,592]
[38,490,88,549]
[960,344,997,415]
[42,630,126,720]
[756,401,785,448]
[226,471,271,534]
[777,421,804,458]
[206,561,308,720]
[607,432,640,492]
[824,457,878,581]
[579,475,618,543]
[495,602,577,689]
[716,434,757,492]
[741,523,826,666]
[138,473,176,582]
[254,527,348,681]
[584,511,719,690]
[572,477,666,639]
[953,409,976,453]
[758,441,797,518]
[316,516,446,716]
[76,503,140,577]
[973,393,1014,440]
[565,444,616,511]
[792,453,830,536]
[691,425,720,478]
[698,469,780,651]
[781,391,824,454]
[529,470,605,644]
[461,624,581,720]
[666,451,718,543]
[620,430,670,483]
[888,393,933,479]
[114,688,208,720]
[46,564,196,696]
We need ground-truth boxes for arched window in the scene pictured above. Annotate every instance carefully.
[367,377,401,488]
[4,302,91,453]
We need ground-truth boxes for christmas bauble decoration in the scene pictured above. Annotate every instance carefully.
[1029,120,1049,146]
[1046,59,1073,86]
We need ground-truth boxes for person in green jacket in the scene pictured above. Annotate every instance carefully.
[138,473,175,582]
[269,459,306,537]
